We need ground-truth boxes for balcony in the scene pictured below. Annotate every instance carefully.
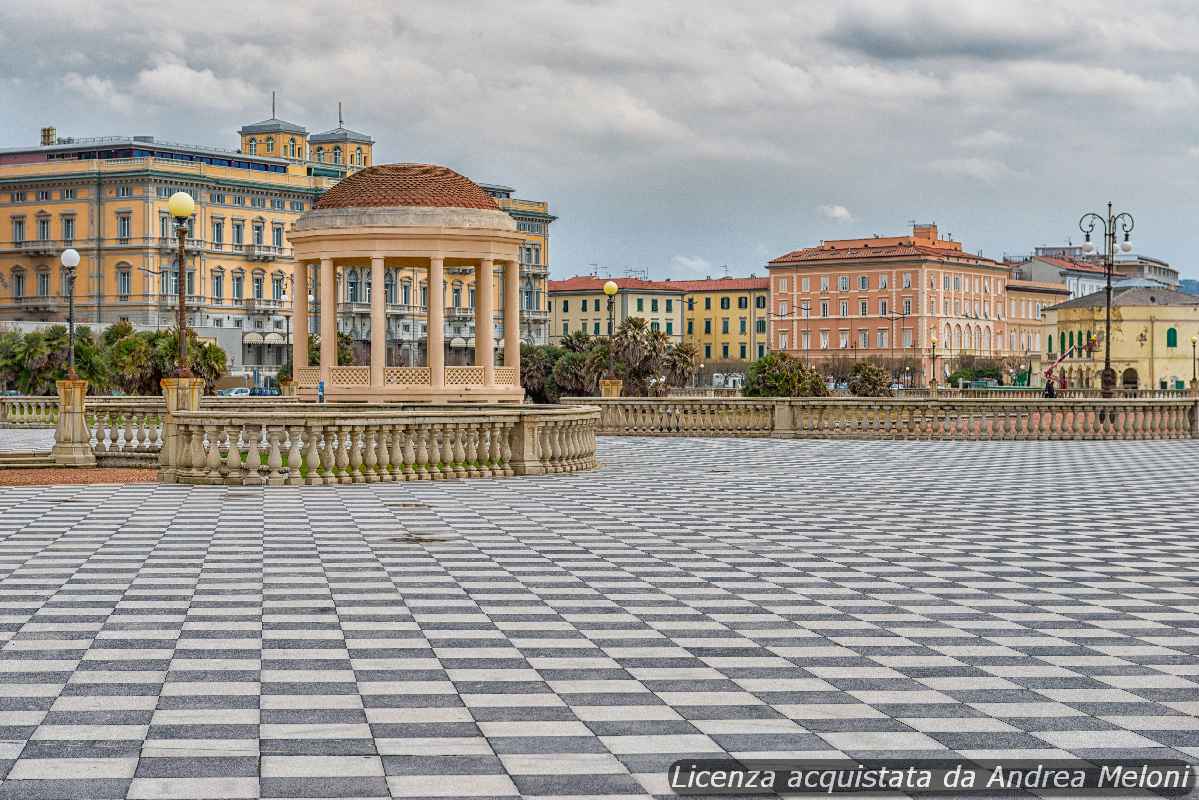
[244,297,286,313]
[522,309,550,321]
[337,301,372,315]
[154,237,205,253]
[157,294,206,308]
[15,240,61,257]
[386,303,424,316]
[9,295,62,312]
[520,262,549,277]
[446,306,473,321]
[248,244,287,261]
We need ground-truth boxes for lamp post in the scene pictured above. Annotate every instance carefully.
[603,280,618,376]
[885,309,909,383]
[929,335,938,393]
[60,248,81,379]
[1079,202,1134,398]
[1191,335,1197,394]
[167,191,196,377]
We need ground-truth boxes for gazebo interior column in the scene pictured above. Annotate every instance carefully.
[292,262,308,375]
[319,257,336,384]
[476,258,495,386]
[428,255,445,389]
[503,259,520,379]
[370,255,386,388]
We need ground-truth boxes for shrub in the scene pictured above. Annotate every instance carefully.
[847,361,893,397]
[744,352,829,397]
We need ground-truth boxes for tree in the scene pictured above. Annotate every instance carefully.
[520,344,562,404]
[662,341,701,387]
[560,331,593,353]
[551,351,600,396]
[744,352,829,397]
[848,361,893,397]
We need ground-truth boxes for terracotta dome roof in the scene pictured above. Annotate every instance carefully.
[314,163,499,211]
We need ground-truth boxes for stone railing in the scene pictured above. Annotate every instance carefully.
[668,387,743,398]
[163,404,599,485]
[1,396,59,427]
[86,400,164,466]
[565,397,1199,441]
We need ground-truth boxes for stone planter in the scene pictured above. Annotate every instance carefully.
[600,379,623,398]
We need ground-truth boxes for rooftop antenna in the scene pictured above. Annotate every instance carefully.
[338,101,343,127]
[271,90,276,119]
[587,262,599,276]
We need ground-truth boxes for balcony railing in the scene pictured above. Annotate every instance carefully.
[446,306,473,320]
[244,297,285,313]
[15,240,61,256]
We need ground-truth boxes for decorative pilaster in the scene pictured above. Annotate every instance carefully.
[319,257,336,384]
[159,376,204,482]
[51,379,95,467]
[476,258,495,386]
[428,255,445,389]
[503,260,520,380]
[293,263,308,374]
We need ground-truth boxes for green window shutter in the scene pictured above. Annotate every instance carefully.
[1167,327,1178,348]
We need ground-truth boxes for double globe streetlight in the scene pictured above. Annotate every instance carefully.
[1078,202,1134,398]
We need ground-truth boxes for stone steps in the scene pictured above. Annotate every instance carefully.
[0,452,56,469]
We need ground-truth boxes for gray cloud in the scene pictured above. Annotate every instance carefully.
[2,0,1198,279]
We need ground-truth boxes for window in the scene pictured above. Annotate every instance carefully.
[879,274,888,289]
[253,274,265,300]
[756,319,766,334]
[820,276,829,292]
[562,322,569,337]
[801,330,810,350]
[651,298,659,312]
[902,329,913,348]
[704,343,712,359]
[37,272,49,297]
[651,321,660,332]
[737,296,747,310]
[265,136,275,152]
[10,191,25,202]
[755,295,766,309]
[11,218,24,242]
[839,300,848,317]
[820,301,829,317]
[233,195,244,206]
[636,298,644,312]
[859,300,868,317]
[721,318,729,334]
[877,329,887,348]
[117,215,131,240]
[159,214,171,238]
[779,301,789,316]
[232,273,244,300]
[291,200,305,212]
[778,277,788,292]
[253,223,264,245]
[272,226,283,248]
[581,298,589,312]
[211,192,226,204]
[739,317,746,334]
[718,297,729,310]
[37,190,50,201]
[272,198,284,210]
[118,270,131,297]
[212,220,224,245]
[1167,327,1179,348]
[838,276,849,291]
[12,272,24,298]
[248,139,258,155]
[704,296,711,310]
[858,275,868,290]
[687,319,694,335]
[116,186,132,198]
[62,189,75,200]
[666,299,673,312]
[666,321,674,335]
[819,330,829,349]
[232,221,244,245]
[879,299,888,316]
[36,218,50,241]
[953,275,961,291]
[721,343,729,358]
[739,343,746,359]
[273,276,284,300]
[902,272,911,289]
[212,273,224,302]
[593,321,600,335]
[840,330,850,349]
[902,298,911,315]
[704,319,712,334]
[251,196,266,209]
[944,275,951,291]
[561,299,569,312]
[61,217,74,241]
[333,146,343,164]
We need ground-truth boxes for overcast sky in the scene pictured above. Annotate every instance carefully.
[3,0,1198,279]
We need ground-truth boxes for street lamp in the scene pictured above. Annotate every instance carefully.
[167,191,196,377]
[603,280,618,377]
[1079,202,1134,397]
[885,309,910,383]
[60,247,81,379]
[1191,335,1197,393]
[929,335,938,389]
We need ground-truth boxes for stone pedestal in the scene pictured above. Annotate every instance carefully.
[160,377,205,482]
[928,379,938,398]
[51,379,96,467]
[600,379,623,398]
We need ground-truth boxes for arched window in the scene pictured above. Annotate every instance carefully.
[964,327,973,350]
[265,136,275,152]
[1166,327,1178,348]
[401,280,411,306]
[248,138,257,155]
[288,138,296,158]
[1060,332,1066,354]
[333,146,342,164]
[355,147,363,165]
[385,271,396,305]
[347,269,360,303]
[315,146,324,163]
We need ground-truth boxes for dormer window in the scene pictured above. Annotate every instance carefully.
[248,139,257,155]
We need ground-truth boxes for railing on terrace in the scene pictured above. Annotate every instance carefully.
[563,396,1199,441]
[0,394,304,429]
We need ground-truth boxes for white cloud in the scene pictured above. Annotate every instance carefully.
[669,255,712,277]
[929,157,1018,183]
[62,72,132,112]
[956,130,1015,150]
[818,204,854,222]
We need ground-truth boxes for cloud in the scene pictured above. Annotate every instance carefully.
[955,130,1015,150]
[818,204,854,222]
[669,255,712,277]
[929,157,1019,183]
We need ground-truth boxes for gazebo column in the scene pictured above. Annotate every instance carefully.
[370,255,386,388]
[319,257,336,385]
[428,255,445,389]
[503,260,520,379]
[292,262,308,376]
[476,258,495,386]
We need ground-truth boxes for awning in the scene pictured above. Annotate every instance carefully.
[263,332,286,344]
[450,337,467,348]
[466,337,476,348]
[243,332,264,344]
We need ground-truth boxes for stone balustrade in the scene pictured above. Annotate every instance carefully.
[85,401,165,466]
[1,396,59,427]
[163,405,599,485]
[566,396,1199,441]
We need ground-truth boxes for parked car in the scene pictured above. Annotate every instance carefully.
[226,387,251,397]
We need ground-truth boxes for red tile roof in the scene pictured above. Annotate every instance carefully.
[548,277,681,293]
[1030,255,1109,275]
[769,243,1000,267]
[663,277,769,291]
[315,163,499,211]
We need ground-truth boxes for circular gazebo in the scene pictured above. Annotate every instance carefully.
[288,163,526,402]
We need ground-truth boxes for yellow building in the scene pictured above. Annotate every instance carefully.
[670,277,769,365]
[1044,282,1199,390]
[548,277,684,343]
[0,119,553,382]
[1004,278,1068,384]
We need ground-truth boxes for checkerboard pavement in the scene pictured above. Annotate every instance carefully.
[0,434,1197,799]
[0,428,54,453]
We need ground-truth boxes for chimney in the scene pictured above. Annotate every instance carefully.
[40,126,56,146]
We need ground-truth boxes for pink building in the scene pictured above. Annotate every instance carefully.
[767,224,1011,382]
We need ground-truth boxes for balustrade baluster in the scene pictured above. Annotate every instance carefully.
[428,425,445,479]
[287,426,305,486]
[362,427,379,483]
[348,425,365,483]
[243,424,263,485]
[267,427,285,486]
[317,424,335,484]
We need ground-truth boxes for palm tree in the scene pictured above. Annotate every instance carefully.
[560,330,593,353]
[663,341,701,387]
